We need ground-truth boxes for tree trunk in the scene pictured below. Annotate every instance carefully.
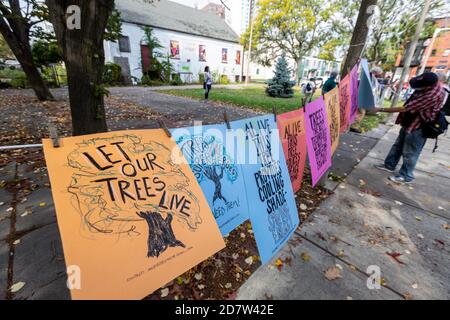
[0,14,54,101]
[46,0,113,135]
[341,0,378,78]
[138,211,185,258]
[296,57,303,85]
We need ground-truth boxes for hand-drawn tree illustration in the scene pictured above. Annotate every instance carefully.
[137,211,185,258]
[66,134,202,258]
[177,134,238,207]
[203,165,226,203]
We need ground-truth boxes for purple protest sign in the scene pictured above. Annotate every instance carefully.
[349,64,360,124]
[304,97,332,187]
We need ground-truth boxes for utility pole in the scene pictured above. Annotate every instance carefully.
[419,27,450,74]
[391,0,432,108]
[245,0,254,86]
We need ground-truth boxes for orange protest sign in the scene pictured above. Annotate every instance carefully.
[276,109,307,193]
[324,87,341,155]
[43,130,225,300]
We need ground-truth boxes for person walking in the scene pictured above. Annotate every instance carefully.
[373,72,445,184]
[302,78,316,106]
[204,66,213,100]
[322,71,338,95]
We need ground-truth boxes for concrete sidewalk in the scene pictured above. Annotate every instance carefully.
[237,126,450,300]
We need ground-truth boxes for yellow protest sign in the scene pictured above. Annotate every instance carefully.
[43,130,225,300]
[324,87,341,155]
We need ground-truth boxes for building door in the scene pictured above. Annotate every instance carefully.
[113,57,132,85]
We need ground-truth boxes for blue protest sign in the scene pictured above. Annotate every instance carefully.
[171,124,249,236]
[230,115,299,264]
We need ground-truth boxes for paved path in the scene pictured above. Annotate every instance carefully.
[237,125,450,300]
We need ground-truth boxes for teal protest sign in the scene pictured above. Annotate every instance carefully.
[171,124,249,236]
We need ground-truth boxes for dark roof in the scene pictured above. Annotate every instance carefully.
[115,0,240,43]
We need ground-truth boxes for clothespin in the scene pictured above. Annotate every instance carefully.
[223,111,231,130]
[48,124,60,148]
[272,106,277,122]
[158,119,172,138]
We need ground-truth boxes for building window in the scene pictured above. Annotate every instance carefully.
[443,49,450,57]
[431,49,437,56]
[119,36,131,53]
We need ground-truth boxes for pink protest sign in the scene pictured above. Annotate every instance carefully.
[304,97,332,187]
[276,109,307,193]
[349,64,360,124]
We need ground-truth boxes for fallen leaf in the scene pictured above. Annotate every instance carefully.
[225,283,232,289]
[244,256,253,265]
[275,258,283,271]
[10,282,25,293]
[415,216,423,221]
[404,292,413,300]
[417,234,424,239]
[337,250,345,257]
[386,252,406,265]
[395,200,403,206]
[197,284,205,290]
[13,239,20,245]
[39,202,46,207]
[300,204,308,210]
[301,252,310,262]
[194,273,202,281]
[411,283,418,289]
[324,267,342,281]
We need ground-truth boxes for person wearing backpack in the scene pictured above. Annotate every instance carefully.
[302,78,316,106]
[373,72,446,184]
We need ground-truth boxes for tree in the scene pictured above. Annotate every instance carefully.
[44,1,114,135]
[0,33,13,59]
[365,0,443,70]
[241,0,338,81]
[31,39,62,68]
[0,0,54,100]
[341,0,378,78]
[266,53,296,98]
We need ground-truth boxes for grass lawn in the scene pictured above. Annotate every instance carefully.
[159,86,318,113]
[160,86,390,132]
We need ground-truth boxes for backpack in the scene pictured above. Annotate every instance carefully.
[421,110,449,152]
[442,88,450,116]
[305,82,313,93]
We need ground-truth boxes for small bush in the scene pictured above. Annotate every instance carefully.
[219,75,230,84]
[0,68,27,88]
[103,63,123,86]
[198,73,205,84]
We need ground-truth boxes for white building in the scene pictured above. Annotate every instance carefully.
[105,0,243,84]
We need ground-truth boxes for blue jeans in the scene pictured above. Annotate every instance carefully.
[384,127,427,182]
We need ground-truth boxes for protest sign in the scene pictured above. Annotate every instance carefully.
[171,124,249,236]
[43,130,225,299]
[339,74,351,133]
[324,87,341,155]
[349,64,360,124]
[230,115,299,264]
[276,109,307,193]
[358,59,376,110]
[304,97,332,186]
